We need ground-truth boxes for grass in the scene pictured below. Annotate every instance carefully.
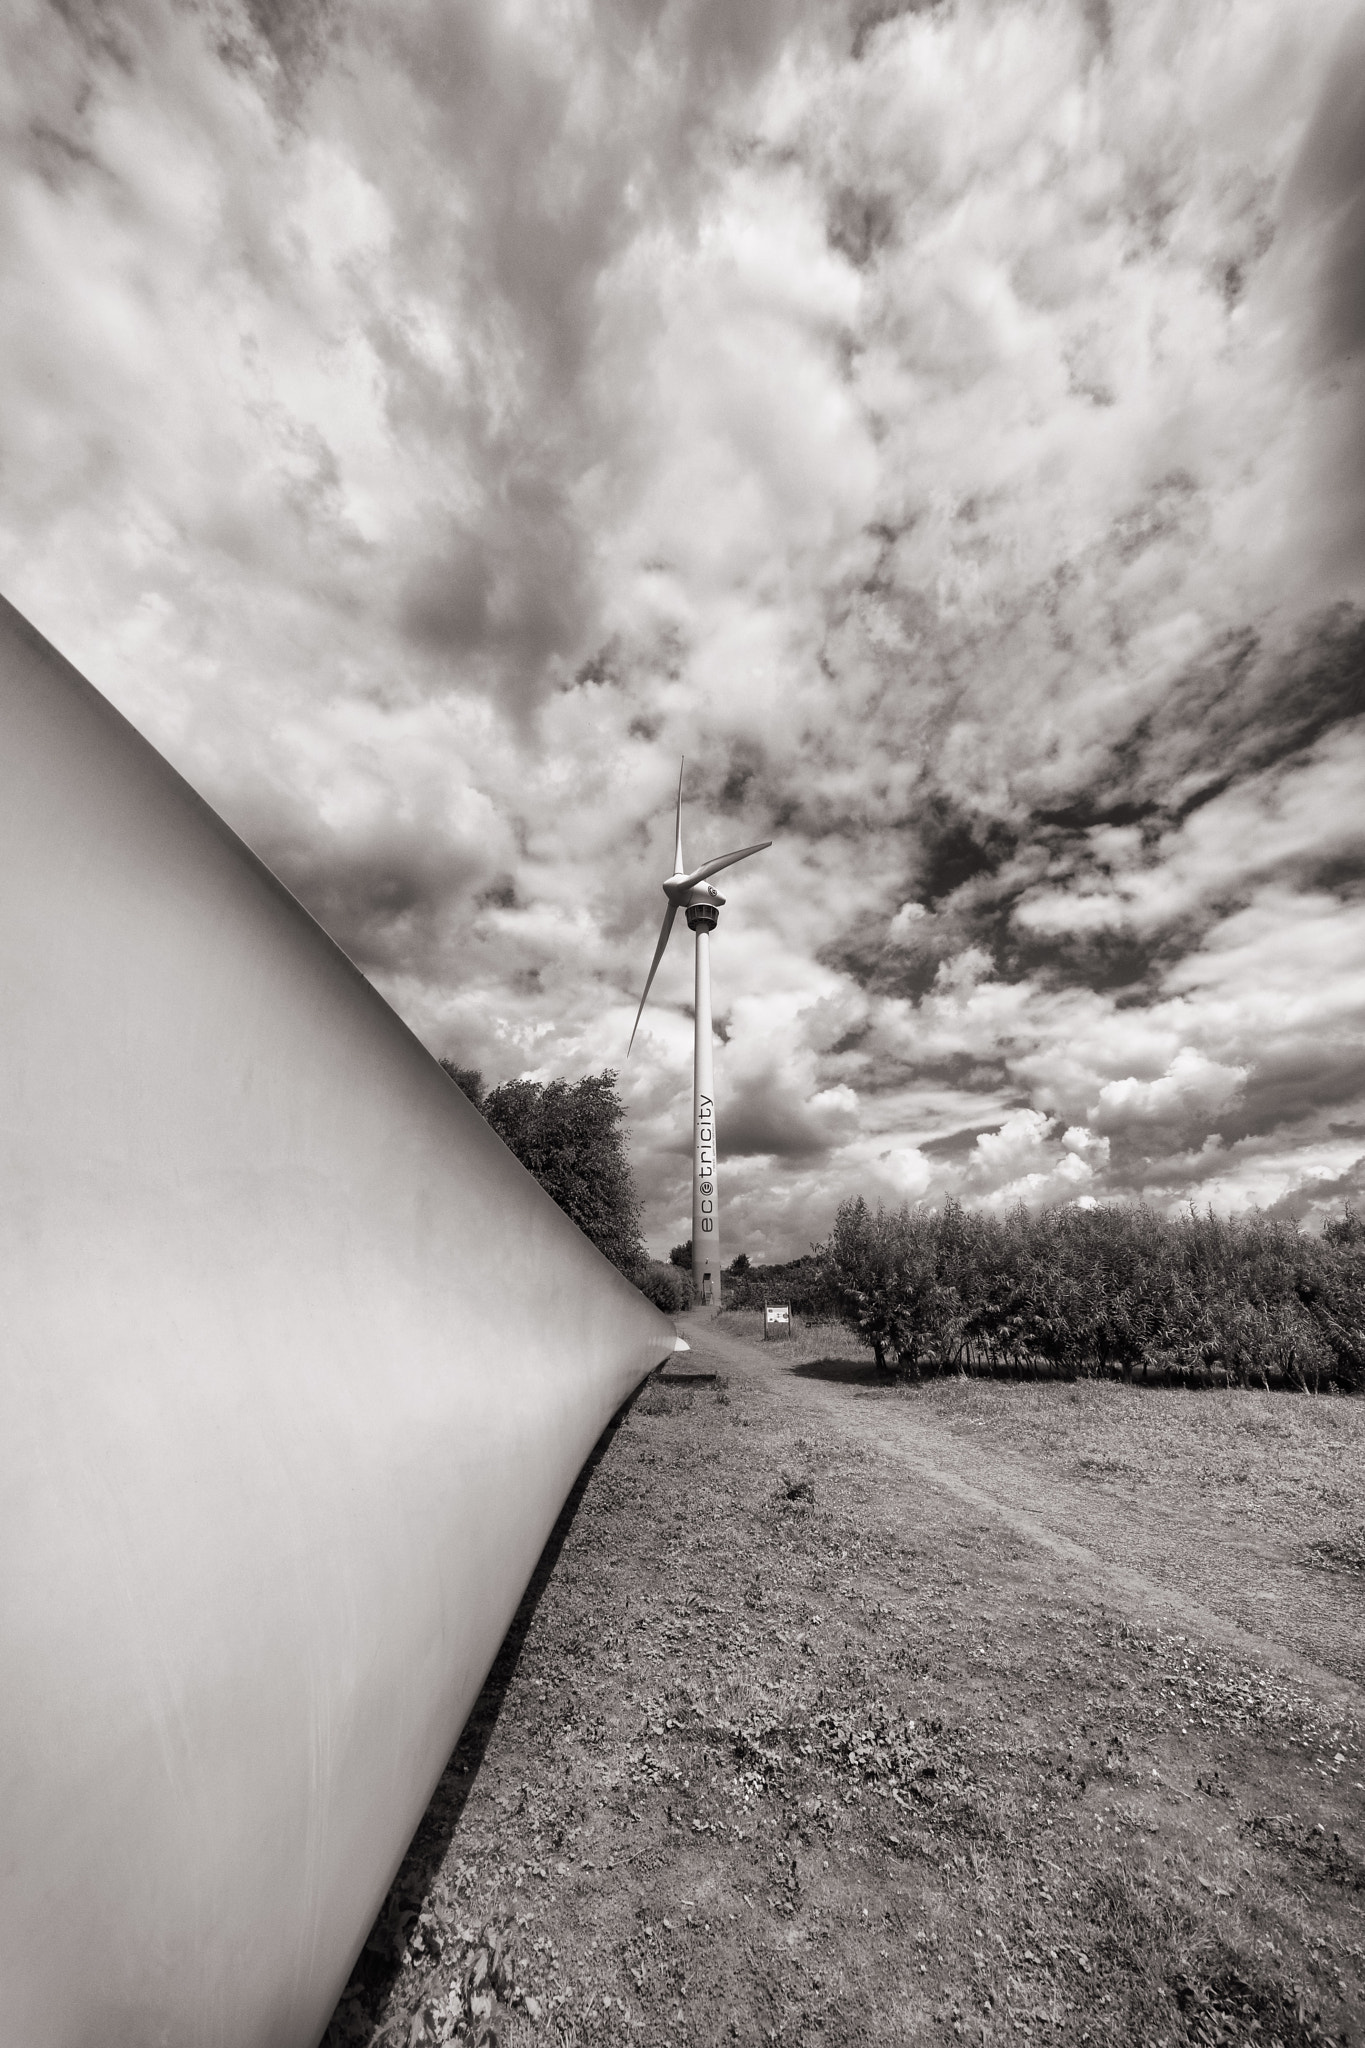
[737,1313,1365,1686]
[322,1316,1364,2048]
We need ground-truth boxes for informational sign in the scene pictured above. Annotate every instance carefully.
[764,1303,792,1341]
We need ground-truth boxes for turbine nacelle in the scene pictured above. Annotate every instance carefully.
[662,871,737,910]
[627,759,770,1055]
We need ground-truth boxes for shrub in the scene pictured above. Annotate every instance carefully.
[638,1260,692,1314]
[823,1198,961,1373]
[813,1196,1365,1391]
[442,1063,646,1282]
[1324,1203,1365,1247]
[722,1253,836,1317]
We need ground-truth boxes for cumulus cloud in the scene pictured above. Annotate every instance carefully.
[1090,1048,1249,1131]
[3,0,1365,1254]
[959,1107,1102,1208]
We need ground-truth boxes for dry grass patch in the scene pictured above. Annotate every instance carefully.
[323,1324,1363,2048]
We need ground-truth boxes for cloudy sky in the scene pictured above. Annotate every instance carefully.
[4,0,1365,1259]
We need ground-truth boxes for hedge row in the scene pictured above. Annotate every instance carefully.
[742,1200,1365,1392]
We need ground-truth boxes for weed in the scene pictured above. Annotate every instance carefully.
[324,1320,1365,2048]
[1171,1951,1338,2047]
[1310,1526,1365,1575]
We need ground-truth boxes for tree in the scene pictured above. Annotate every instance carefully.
[821,1198,959,1373]
[728,1252,751,1276]
[1325,1202,1365,1247]
[814,1190,1365,1389]
[638,1261,691,1313]
[669,1240,692,1270]
[441,1063,646,1281]
[439,1062,485,1108]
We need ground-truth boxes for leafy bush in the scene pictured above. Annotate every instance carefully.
[815,1198,1365,1391]
[723,1254,837,1318]
[1324,1203,1365,1246]
[638,1259,691,1314]
[442,1062,646,1283]
[824,1196,961,1372]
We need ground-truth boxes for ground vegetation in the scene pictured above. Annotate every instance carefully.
[724,1254,835,1318]
[638,1261,692,1314]
[819,1199,1365,1392]
[322,1315,1363,2048]
[440,1064,646,1284]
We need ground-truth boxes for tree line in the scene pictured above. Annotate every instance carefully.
[802,1196,1365,1392]
[440,1062,689,1312]
[439,1056,1365,1387]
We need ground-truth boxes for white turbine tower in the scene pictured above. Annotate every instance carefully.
[628,761,771,1307]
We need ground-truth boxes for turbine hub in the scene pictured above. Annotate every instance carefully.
[685,902,719,932]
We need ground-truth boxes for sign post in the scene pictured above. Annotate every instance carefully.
[763,1303,791,1342]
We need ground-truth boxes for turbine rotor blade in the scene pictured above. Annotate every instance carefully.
[673,758,685,875]
[627,902,679,1055]
[681,839,772,889]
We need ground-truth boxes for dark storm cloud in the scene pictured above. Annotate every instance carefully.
[723,1067,858,1160]
[1198,1047,1365,1152]
[7,0,1365,1247]
[805,596,1365,1026]
[910,612,1365,1000]
[359,0,825,706]
[400,488,587,693]
[1263,1154,1365,1223]
[818,818,1170,1003]
[236,0,337,90]
[849,3,936,65]
[1287,17,1365,365]
[1063,608,1365,826]
[919,1122,1009,1160]
[916,804,1017,907]
[1005,923,1172,998]
[1275,12,1365,588]
[251,815,496,974]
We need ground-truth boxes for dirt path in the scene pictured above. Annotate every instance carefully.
[324,1313,1365,2048]
[685,1317,1364,1717]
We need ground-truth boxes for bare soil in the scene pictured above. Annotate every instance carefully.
[322,1314,1365,2048]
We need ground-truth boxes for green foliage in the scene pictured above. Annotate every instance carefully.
[638,1259,692,1313]
[1324,1202,1365,1247]
[445,1064,646,1282]
[728,1252,751,1276]
[438,1060,485,1108]
[816,1197,1365,1391]
[823,1197,961,1373]
[669,1240,692,1270]
[723,1253,835,1317]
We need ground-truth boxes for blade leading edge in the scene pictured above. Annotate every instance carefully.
[627,901,679,1055]
[681,839,772,888]
[673,758,685,875]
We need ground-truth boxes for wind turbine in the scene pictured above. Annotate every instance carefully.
[628,761,771,1307]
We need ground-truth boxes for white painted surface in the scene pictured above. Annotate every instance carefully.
[691,923,719,1303]
[0,597,672,2048]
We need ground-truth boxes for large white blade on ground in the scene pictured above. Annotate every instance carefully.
[0,595,673,2048]
[627,900,679,1054]
[673,757,685,875]
[681,839,772,888]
